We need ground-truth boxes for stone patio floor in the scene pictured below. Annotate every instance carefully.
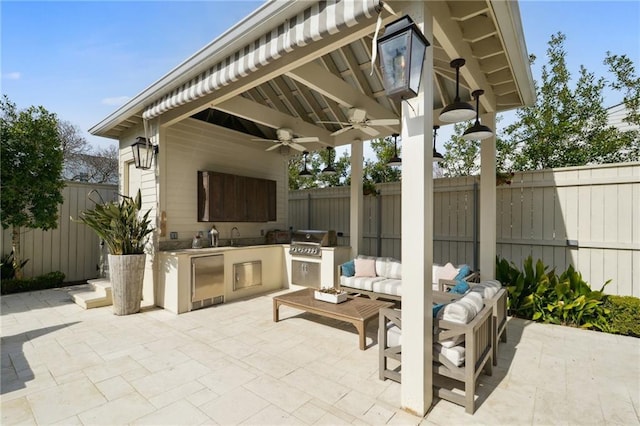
[1,287,639,425]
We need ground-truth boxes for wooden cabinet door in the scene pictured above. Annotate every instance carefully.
[267,179,277,221]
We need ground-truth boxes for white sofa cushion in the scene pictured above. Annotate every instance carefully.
[437,262,459,281]
[340,275,385,292]
[356,255,390,277]
[386,259,402,279]
[372,279,402,297]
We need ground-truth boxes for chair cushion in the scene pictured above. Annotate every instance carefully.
[440,292,483,324]
[341,260,355,277]
[434,343,465,367]
[470,280,501,299]
[354,258,376,277]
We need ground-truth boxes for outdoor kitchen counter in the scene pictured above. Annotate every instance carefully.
[156,245,289,313]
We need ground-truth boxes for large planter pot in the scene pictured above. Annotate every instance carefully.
[108,254,146,315]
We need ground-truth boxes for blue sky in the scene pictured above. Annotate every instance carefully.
[2,1,639,153]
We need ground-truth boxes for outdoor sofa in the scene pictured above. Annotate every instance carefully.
[337,255,479,302]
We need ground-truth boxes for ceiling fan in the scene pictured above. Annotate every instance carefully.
[317,107,399,137]
[252,128,319,152]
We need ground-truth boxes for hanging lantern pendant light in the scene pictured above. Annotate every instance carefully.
[387,133,402,167]
[299,151,312,176]
[321,147,337,175]
[439,58,476,123]
[462,89,494,140]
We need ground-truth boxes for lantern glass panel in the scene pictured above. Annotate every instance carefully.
[409,34,426,94]
[379,32,411,93]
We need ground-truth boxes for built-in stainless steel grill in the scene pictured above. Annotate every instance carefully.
[289,230,337,258]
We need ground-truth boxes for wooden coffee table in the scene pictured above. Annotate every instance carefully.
[273,288,394,350]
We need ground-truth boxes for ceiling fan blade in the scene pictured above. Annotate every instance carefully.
[367,118,400,126]
[292,137,319,143]
[361,126,380,137]
[330,127,353,137]
[265,143,282,151]
[289,142,307,152]
[316,120,349,125]
[252,138,277,143]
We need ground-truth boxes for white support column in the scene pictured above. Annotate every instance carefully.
[479,112,497,280]
[350,138,364,257]
[401,2,434,416]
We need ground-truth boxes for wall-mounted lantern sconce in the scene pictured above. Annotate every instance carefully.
[439,58,476,123]
[432,125,444,162]
[377,15,430,101]
[131,137,158,170]
[321,147,337,175]
[462,89,494,140]
[387,133,402,167]
[299,151,312,176]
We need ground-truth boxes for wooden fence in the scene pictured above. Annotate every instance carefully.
[289,162,640,297]
[1,182,118,282]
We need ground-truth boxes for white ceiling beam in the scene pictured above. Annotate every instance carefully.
[287,62,398,121]
[216,96,333,146]
[428,1,496,112]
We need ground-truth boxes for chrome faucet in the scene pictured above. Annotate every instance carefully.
[230,227,240,246]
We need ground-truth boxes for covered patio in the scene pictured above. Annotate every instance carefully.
[89,0,536,412]
[2,288,639,424]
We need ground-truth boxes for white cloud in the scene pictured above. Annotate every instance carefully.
[2,72,21,80]
[101,96,131,106]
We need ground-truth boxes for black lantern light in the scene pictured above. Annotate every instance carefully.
[321,147,337,175]
[432,125,444,162]
[377,15,430,101]
[299,151,312,176]
[387,133,402,167]
[462,89,494,140]
[131,137,158,170]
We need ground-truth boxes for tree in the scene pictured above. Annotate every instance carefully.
[1,96,65,279]
[503,32,639,170]
[75,145,119,184]
[363,136,401,184]
[288,149,350,190]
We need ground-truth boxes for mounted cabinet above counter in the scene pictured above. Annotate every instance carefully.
[198,171,276,222]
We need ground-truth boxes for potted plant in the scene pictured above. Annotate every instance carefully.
[75,189,153,315]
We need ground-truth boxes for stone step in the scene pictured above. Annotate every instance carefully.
[69,278,112,309]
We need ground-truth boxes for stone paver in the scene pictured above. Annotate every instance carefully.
[1,288,639,425]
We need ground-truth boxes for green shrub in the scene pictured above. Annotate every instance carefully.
[496,256,611,332]
[1,271,65,295]
[604,295,640,337]
[1,250,29,279]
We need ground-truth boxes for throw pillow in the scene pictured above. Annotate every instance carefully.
[354,258,377,277]
[454,264,472,281]
[449,279,470,294]
[437,262,458,281]
[341,260,355,277]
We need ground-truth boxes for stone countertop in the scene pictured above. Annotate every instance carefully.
[160,244,286,255]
